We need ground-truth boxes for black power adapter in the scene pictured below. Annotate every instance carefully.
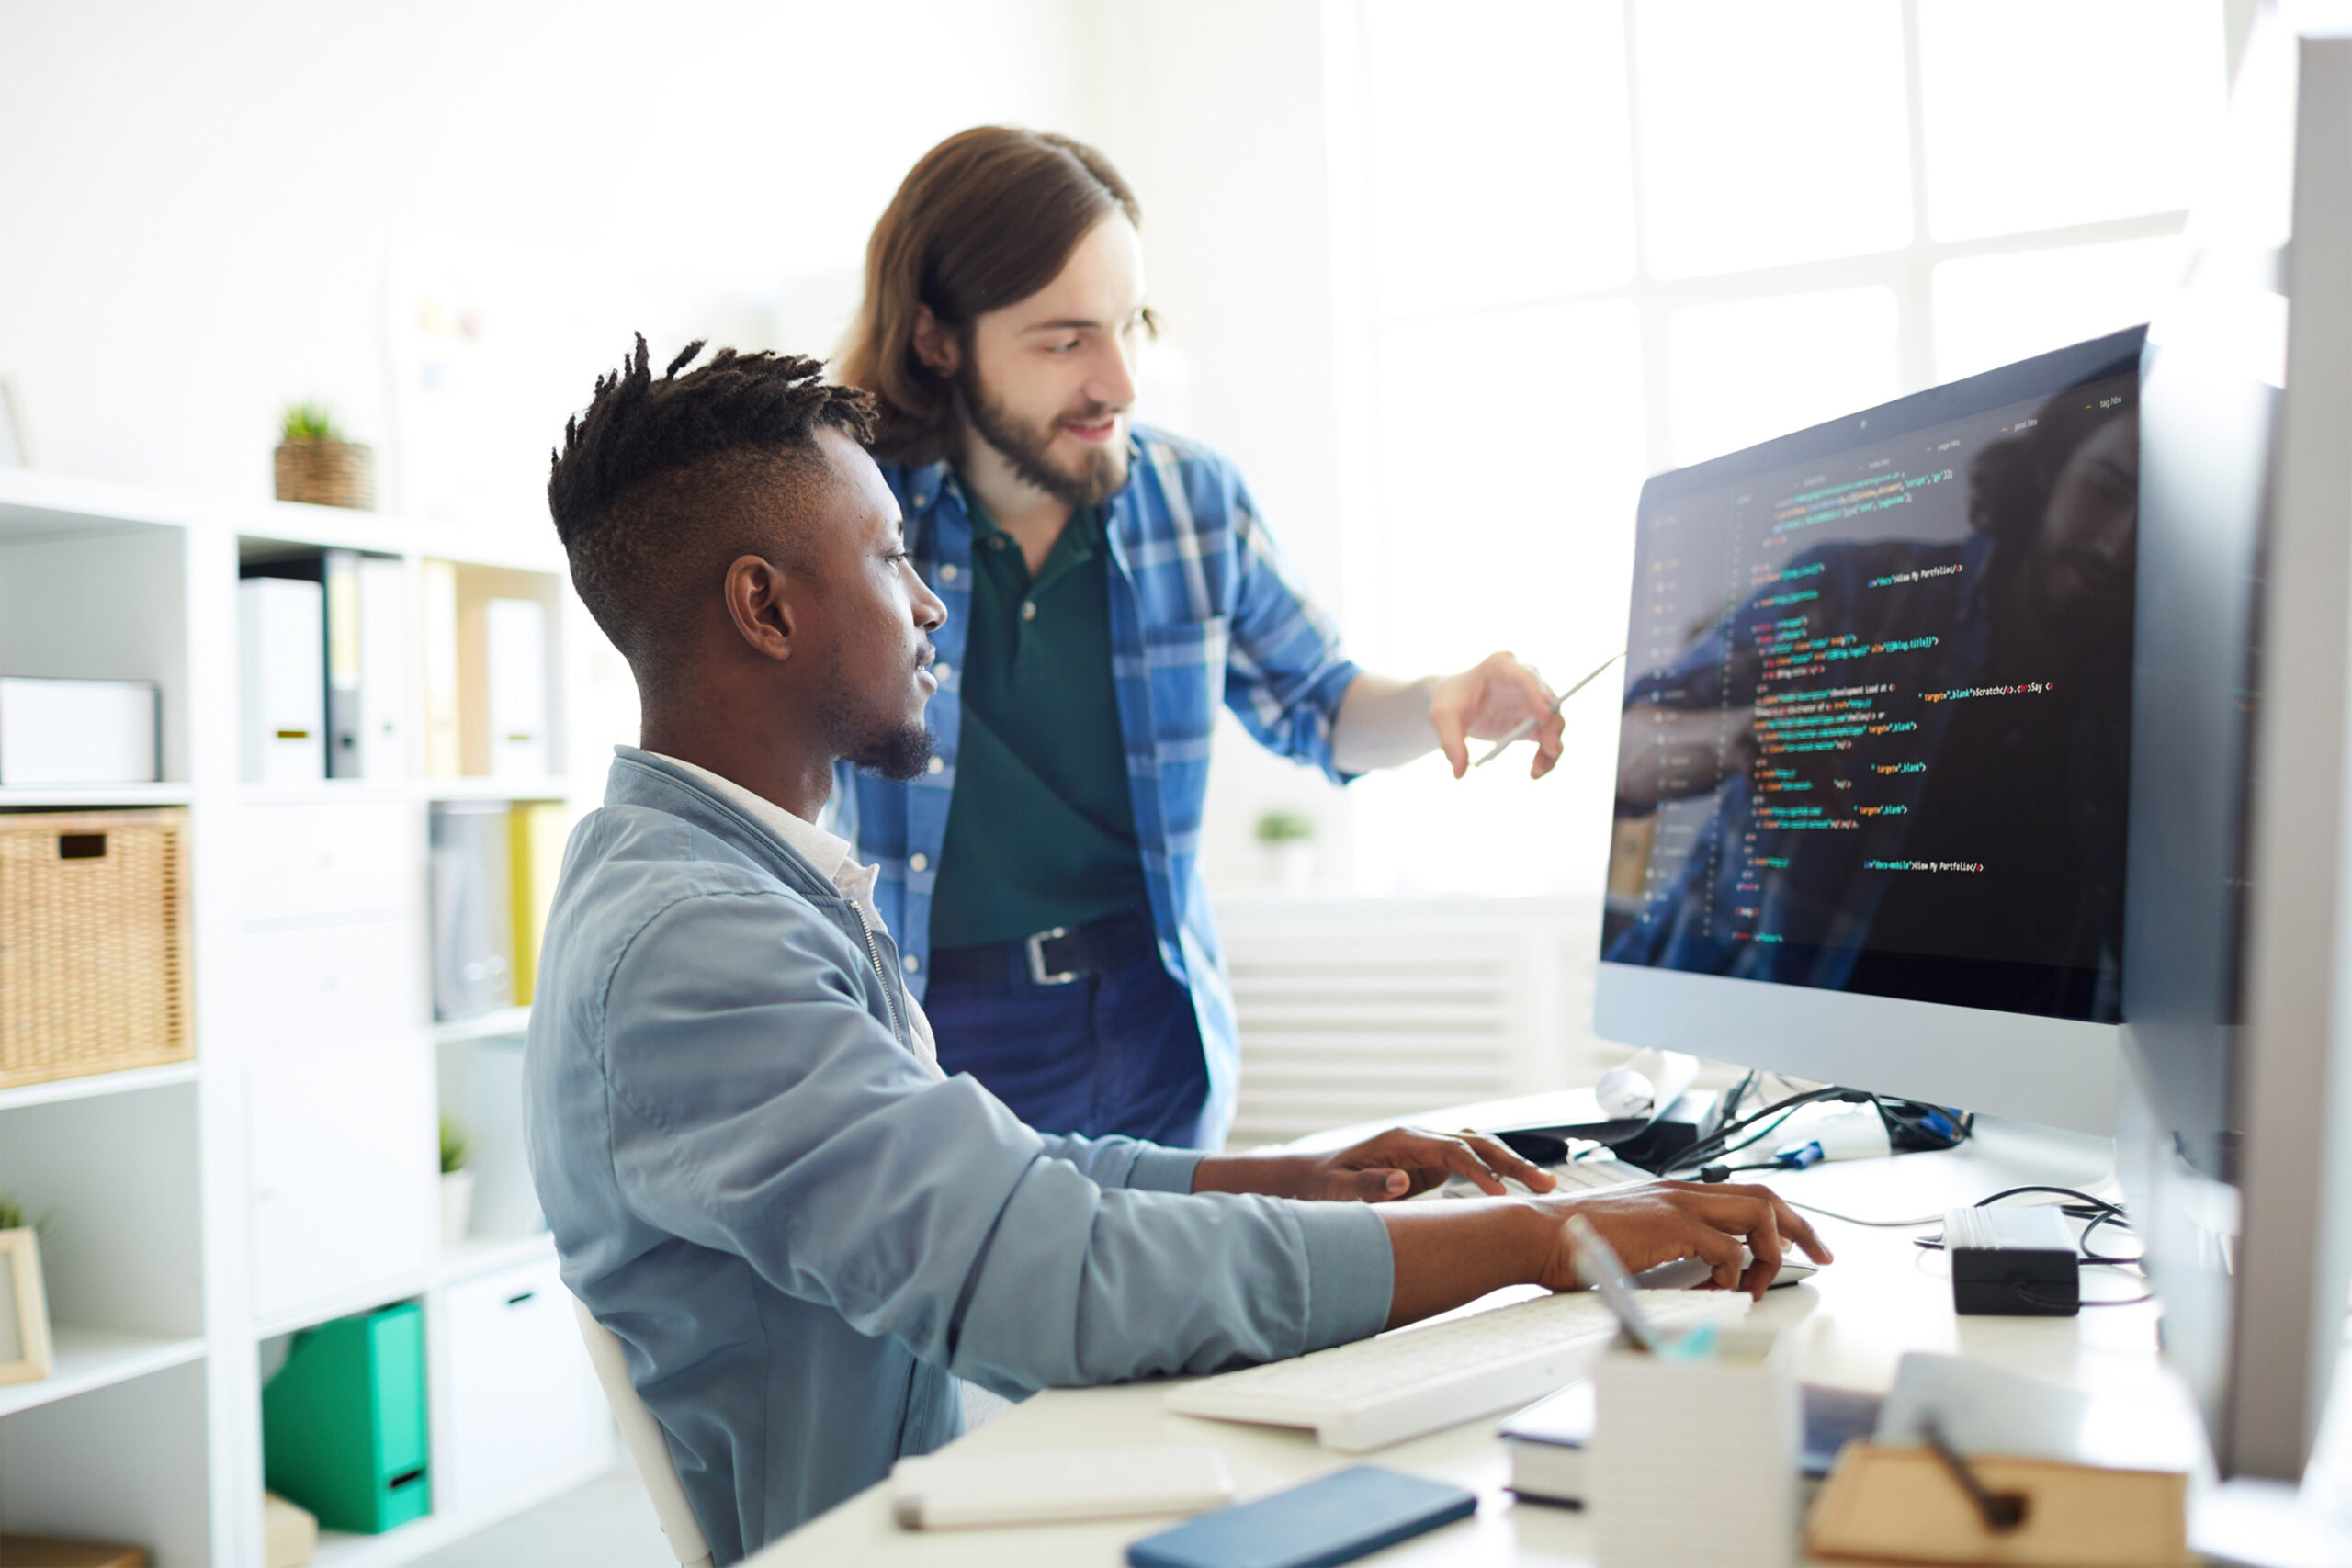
[1945,1205,2079,1316]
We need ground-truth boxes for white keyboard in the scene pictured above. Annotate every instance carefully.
[1166,1288,1749,1452]
[1438,1156,1652,1198]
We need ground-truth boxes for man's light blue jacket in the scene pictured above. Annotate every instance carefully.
[523,750,1393,1561]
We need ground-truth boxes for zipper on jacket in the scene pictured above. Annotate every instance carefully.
[852,907,904,1044]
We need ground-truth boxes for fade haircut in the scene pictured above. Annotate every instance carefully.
[839,126,1146,466]
[548,337,875,685]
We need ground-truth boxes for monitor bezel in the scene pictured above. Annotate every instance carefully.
[1596,325,2146,1136]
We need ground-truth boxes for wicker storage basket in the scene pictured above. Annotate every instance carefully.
[274,439,375,510]
[0,809,194,1089]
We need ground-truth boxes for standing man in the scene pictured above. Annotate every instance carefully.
[838,127,1566,1150]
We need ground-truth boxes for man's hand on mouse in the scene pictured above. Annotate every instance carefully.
[1191,1126,1556,1202]
[1537,1181,1834,1300]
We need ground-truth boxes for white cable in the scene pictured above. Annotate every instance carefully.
[1783,1199,1945,1228]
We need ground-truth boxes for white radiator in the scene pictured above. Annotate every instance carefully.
[1213,895,1613,1150]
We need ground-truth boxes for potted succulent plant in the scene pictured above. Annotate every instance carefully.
[1255,807,1317,891]
[439,1117,474,1249]
[274,401,375,510]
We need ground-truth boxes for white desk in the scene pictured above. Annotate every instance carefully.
[757,1108,2205,1566]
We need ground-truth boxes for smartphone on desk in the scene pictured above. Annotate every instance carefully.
[1125,1466,1476,1568]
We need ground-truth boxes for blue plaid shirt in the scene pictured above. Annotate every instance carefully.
[831,426,1362,1146]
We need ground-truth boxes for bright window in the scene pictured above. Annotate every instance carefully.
[1667,287,1899,466]
[1363,0,1636,314]
[1916,0,2228,241]
[1633,0,1913,278]
[1339,0,2226,897]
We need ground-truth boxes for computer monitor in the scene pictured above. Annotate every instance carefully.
[1594,329,2142,1135]
[2117,4,2352,1494]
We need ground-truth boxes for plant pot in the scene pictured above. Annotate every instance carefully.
[274,439,375,510]
[439,1170,475,1249]
[1262,840,1316,891]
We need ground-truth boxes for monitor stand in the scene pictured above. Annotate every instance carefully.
[2194,1478,2352,1568]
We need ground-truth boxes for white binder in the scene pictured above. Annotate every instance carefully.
[356,555,410,779]
[484,597,548,779]
[239,576,325,784]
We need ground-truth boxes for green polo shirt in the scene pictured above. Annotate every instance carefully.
[929,498,1148,949]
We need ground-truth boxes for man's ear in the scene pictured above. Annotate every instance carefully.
[910,305,961,378]
[723,555,796,663]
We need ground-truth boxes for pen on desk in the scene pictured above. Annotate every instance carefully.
[1471,649,1627,768]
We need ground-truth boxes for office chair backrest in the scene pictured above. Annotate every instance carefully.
[572,1294,717,1568]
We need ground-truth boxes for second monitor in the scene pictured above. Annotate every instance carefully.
[1596,328,2143,1134]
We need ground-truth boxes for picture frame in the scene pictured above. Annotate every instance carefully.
[0,1226,54,1386]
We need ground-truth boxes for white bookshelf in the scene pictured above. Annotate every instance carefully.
[0,468,618,1565]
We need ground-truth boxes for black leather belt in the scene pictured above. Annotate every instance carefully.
[929,907,1158,987]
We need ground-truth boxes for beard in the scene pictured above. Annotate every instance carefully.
[960,365,1127,508]
[820,638,939,783]
[827,700,936,782]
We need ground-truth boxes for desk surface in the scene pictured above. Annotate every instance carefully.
[758,1111,2203,1566]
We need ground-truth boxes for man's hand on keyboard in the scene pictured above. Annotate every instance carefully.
[1192,1128,1555,1202]
[1378,1179,1833,1326]
[1532,1181,1833,1301]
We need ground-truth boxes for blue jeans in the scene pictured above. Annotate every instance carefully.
[924,945,1213,1149]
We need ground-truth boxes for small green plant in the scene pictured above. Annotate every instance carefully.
[0,1191,49,1236]
[1254,807,1317,845]
[439,1116,472,1176]
[280,401,345,445]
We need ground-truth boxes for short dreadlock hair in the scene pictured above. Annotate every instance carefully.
[548,336,876,684]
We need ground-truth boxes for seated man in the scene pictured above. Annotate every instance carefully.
[525,339,1829,1562]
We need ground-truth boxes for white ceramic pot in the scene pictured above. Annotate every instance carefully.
[439,1169,475,1250]
[1266,840,1316,891]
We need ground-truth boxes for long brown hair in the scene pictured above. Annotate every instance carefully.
[840,127,1142,466]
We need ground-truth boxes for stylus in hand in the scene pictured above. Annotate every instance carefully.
[1471,650,1626,769]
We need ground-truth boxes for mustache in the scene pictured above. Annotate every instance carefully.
[1057,400,1126,427]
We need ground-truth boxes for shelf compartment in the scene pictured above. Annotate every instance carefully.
[0,1325,206,1420]
[0,784,194,810]
[0,1059,198,1116]
[301,1450,615,1568]
[420,775,570,802]
[0,1355,211,1566]
[0,525,190,784]
[430,1008,531,1046]
[0,469,199,543]
[0,1083,204,1343]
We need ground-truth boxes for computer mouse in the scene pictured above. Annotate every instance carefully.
[1630,1248,1818,1291]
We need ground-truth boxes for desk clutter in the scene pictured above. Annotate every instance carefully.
[1501,1347,2192,1568]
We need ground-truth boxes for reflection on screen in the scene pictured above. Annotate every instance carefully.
[1604,369,2138,1022]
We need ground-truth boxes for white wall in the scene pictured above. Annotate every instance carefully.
[0,0,1363,891]
[1082,0,1371,894]
[0,0,1096,502]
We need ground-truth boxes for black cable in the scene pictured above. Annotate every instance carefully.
[1661,1085,1855,1174]
[2078,1208,2143,1269]
[1974,1185,2125,1216]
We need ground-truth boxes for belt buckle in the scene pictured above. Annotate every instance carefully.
[1024,926,1080,986]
